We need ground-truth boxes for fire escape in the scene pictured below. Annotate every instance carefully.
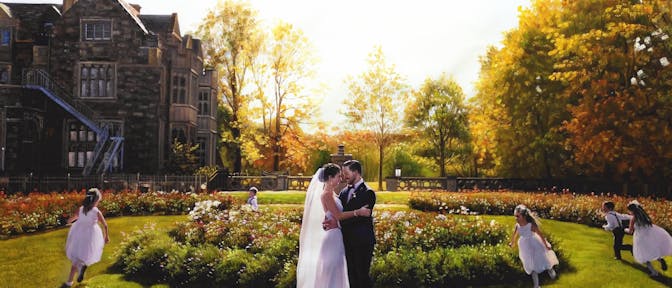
[22,69,124,176]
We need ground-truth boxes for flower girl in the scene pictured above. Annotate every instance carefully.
[625,200,671,277]
[64,188,109,287]
[509,204,558,288]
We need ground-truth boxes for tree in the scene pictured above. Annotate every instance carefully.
[472,0,571,178]
[405,74,469,177]
[550,0,672,181]
[197,0,264,173]
[343,46,407,189]
[470,47,505,177]
[165,139,200,175]
[264,21,317,172]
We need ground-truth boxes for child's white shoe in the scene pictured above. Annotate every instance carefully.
[548,268,557,279]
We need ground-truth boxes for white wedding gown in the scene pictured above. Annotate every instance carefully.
[314,196,349,288]
[297,169,349,288]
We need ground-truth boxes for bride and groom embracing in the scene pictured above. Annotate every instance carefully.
[297,160,377,288]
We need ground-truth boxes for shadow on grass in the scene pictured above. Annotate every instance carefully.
[619,259,672,286]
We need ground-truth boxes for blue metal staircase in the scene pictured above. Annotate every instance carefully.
[22,69,124,175]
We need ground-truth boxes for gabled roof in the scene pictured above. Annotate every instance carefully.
[1,3,62,41]
[116,0,148,34]
[2,3,62,19]
[0,3,12,19]
[139,14,173,34]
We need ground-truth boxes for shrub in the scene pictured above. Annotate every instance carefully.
[115,202,566,287]
[213,249,252,287]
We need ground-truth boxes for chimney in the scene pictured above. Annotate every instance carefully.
[62,0,75,13]
[130,4,141,14]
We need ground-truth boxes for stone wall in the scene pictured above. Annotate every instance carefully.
[49,0,149,89]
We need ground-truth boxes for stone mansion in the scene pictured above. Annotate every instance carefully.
[0,0,218,176]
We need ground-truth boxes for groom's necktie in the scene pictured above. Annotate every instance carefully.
[347,185,355,202]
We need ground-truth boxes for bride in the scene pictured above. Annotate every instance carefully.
[297,163,372,288]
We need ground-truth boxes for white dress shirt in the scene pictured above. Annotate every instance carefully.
[603,211,632,231]
[247,196,258,211]
[347,178,365,202]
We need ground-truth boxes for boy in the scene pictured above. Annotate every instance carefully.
[247,187,259,212]
[601,201,633,260]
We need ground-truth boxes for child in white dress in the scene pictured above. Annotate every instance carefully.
[509,204,558,288]
[625,200,671,277]
[64,188,109,287]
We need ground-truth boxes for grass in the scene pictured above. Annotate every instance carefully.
[2,192,671,287]
[480,215,672,287]
[0,215,184,288]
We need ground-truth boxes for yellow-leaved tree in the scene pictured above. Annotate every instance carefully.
[343,46,408,189]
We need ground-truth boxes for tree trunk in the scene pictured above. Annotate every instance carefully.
[439,136,446,177]
[231,126,242,173]
[378,144,384,190]
[473,155,479,177]
[543,149,552,179]
[273,114,281,171]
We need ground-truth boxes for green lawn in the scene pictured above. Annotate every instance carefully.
[0,215,184,288]
[482,215,671,287]
[2,195,671,287]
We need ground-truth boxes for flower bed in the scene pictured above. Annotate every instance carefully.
[113,201,567,287]
[0,190,234,237]
[409,191,672,233]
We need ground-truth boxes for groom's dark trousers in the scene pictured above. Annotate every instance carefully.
[340,183,376,288]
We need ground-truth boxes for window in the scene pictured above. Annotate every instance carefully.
[82,20,111,41]
[0,67,9,84]
[191,75,198,106]
[171,127,187,143]
[0,28,10,46]
[100,121,123,170]
[66,121,123,169]
[172,74,187,104]
[67,123,94,168]
[196,136,206,166]
[80,63,115,98]
[198,90,210,116]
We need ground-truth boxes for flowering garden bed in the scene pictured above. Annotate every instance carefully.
[112,201,567,287]
[0,190,234,238]
[409,191,672,233]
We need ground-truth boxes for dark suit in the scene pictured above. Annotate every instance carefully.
[339,182,376,288]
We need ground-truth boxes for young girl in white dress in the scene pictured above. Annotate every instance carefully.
[625,200,671,277]
[509,204,558,288]
[297,163,371,288]
[64,188,109,287]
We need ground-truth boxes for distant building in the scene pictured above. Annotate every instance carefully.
[0,0,218,176]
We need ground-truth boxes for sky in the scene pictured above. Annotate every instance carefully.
[6,0,531,131]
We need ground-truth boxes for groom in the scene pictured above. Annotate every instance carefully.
[325,160,376,288]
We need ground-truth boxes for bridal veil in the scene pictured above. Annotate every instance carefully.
[296,168,325,288]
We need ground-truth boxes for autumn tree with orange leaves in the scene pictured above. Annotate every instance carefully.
[472,0,672,188]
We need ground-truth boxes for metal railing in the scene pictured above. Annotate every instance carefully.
[21,69,125,176]
[22,69,101,132]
